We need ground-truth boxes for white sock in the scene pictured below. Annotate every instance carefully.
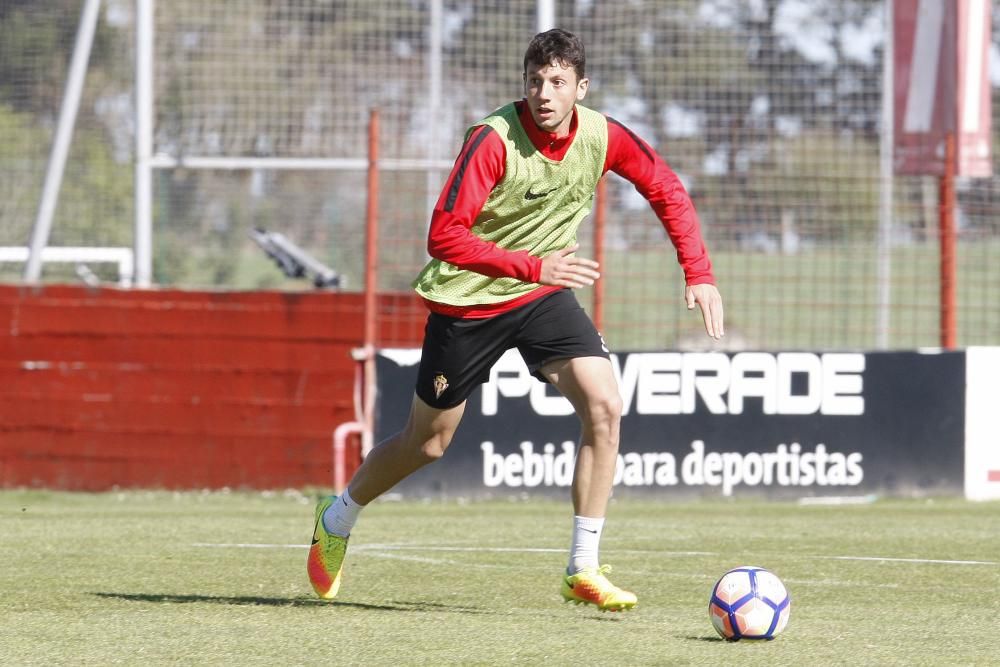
[568,515,605,574]
[322,489,364,538]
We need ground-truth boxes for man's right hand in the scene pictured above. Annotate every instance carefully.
[538,244,600,288]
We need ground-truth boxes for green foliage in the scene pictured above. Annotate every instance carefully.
[0,104,132,249]
[0,104,48,244]
[0,1,132,285]
[699,130,882,241]
[0,100,131,260]
[0,0,121,115]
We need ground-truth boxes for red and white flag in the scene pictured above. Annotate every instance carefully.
[894,0,992,177]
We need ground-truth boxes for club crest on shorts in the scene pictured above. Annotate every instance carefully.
[432,373,449,399]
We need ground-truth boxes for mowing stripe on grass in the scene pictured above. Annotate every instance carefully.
[191,542,308,549]
[191,542,997,566]
[820,555,998,566]
[192,542,715,557]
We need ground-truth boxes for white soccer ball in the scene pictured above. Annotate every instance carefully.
[708,566,790,641]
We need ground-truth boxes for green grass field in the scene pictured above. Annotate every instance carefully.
[2,491,998,666]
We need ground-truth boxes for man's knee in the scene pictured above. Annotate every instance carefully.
[401,395,466,463]
[416,431,452,461]
[400,421,456,463]
[584,390,623,433]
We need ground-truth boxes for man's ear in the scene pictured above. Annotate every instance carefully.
[576,77,589,102]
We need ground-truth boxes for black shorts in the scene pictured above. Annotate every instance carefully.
[415,289,610,409]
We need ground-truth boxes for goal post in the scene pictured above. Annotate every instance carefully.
[3,246,134,287]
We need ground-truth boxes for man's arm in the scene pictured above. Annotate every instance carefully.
[604,117,724,339]
[603,117,714,285]
[426,125,541,282]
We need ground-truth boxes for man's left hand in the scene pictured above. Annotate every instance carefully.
[686,283,724,340]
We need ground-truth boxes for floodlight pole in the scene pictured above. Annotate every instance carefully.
[24,0,102,283]
[537,0,555,32]
[425,0,443,240]
[875,0,894,349]
[134,0,155,287]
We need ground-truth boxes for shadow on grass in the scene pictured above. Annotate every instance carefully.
[91,592,489,614]
[683,635,727,643]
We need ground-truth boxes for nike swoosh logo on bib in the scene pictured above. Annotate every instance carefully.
[524,186,558,200]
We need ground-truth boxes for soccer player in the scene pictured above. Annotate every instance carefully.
[308,28,723,612]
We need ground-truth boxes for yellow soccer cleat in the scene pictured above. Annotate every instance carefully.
[561,565,637,612]
[306,496,349,600]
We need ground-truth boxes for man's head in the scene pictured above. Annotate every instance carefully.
[522,29,589,137]
[523,28,586,80]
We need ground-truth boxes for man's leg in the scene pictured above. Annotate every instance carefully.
[541,355,635,611]
[541,356,622,518]
[307,394,465,600]
[348,394,466,505]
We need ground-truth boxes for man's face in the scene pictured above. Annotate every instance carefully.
[523,60,589,137]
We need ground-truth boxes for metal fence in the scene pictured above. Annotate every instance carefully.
[1,0,998,350]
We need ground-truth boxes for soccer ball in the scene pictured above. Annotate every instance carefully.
[708,566,790,641]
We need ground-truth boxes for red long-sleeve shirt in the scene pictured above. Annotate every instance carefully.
[424,100,714,318]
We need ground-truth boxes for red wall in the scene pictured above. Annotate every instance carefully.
[0,285,423,490]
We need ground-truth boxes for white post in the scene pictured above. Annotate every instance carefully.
[134,0,155,288]
[426,0,443,240]
[536,0,556,32]
[23,0,102,284]
[876,0,894,349]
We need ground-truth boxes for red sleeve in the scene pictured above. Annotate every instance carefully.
[426,125,542,283]
[603,117,715,285]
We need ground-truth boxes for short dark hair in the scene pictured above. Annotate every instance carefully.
[523,28,586,80]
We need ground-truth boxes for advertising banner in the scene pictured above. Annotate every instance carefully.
[964,347,1000,500]
[374,349,967,499]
